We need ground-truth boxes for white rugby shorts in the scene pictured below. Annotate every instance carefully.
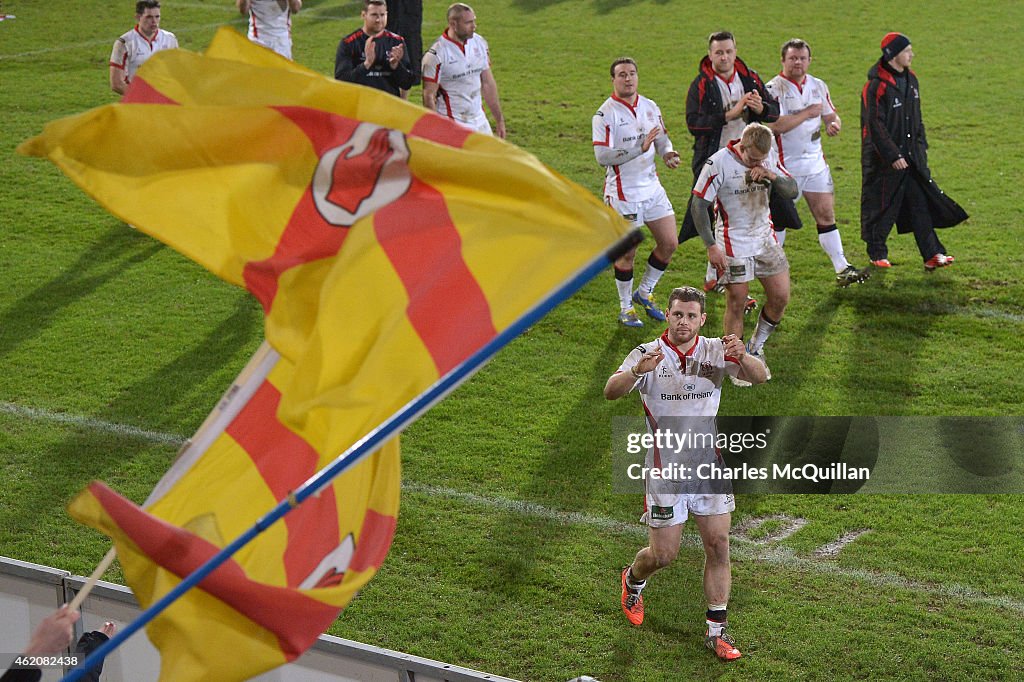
[719,241,789,284]
[605,184,674,228]
[794,166,834,200]
[641,492,735,527]
[252,34,292,60]
[451,111,493,135]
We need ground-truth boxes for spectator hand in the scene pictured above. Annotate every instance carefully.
[25,606,80,656]
[746,90,764,113]
[387,43,404,70]
[363,35,377,69]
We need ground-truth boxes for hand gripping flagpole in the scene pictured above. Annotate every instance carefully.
[62,228,642,681]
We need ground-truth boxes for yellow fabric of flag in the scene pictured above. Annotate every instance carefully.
[23,28,629,682]
[68,346,401,681]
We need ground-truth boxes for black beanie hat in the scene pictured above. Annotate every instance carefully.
[881,32,911,61]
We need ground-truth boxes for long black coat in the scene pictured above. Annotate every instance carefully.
[860,59,967,238]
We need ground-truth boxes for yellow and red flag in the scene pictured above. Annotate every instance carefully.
[70,345,401,680]
[22,29,628,681]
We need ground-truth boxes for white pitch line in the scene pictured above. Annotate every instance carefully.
[0,401,187,445]
[5,402,1024,615]
[405,483,1024,616]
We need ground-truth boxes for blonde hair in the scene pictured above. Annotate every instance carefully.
[447,3,472,21]
[741,123,773,154]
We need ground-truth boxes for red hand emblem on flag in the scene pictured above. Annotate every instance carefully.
[311,122,412,228]
[325,127,395,215]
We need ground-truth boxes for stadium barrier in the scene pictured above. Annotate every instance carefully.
[1,556,518,682]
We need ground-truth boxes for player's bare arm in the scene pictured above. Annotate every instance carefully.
[603,348,664,400]
[691,196,726,274]
[749,165,798,200]
[652,129,681,169]
[723,334,767,384]
[593,145,643,167]
[769,102,823,134]
[770,172,798,199]
[480,69,506,139]
[422,78,439,110]
[823,112,841,136]
[110,65,128,95]
[724,93,751,122]
[641,127,659,152]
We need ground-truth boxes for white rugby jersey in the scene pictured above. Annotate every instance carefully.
[765,73,836,176]
[422,32,491,128]
[110,27,178,84]
[592,94,669,202]
[692,140,791,257]
[247,0,293,43]
[617,333,740,468]
[715,73,747,151]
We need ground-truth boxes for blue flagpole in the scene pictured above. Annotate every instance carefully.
[61,228,642,682]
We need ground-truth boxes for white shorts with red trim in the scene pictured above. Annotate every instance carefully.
[604,184,674,229]
[641,492,735,528]
[720,241,789,285]
[794,166,834,200]
[450,111,492,135]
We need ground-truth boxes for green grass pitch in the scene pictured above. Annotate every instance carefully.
[1,1,1022,680]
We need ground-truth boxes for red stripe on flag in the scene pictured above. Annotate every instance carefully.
[88,482,338,660]
[242,187,348,310]
[121,77,178,104]
[242,108,370,309]
[409,115,472,148]
[226,379,340,588]
[349,509,397,572]
[373,177,498,375]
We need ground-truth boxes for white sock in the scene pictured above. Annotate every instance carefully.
[616,277,633,311]
[706,603,728,636]
[775,229,787,247]
[626,567,647,593]
[638,258,667,297]
[748,313,778,354]
[818,227,850,272]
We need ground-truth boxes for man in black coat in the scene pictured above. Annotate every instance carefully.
[335,0,416,98]
[680,32,798,295]
[860,33,967,270]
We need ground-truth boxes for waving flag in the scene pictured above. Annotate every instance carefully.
[22,29,629,682]
[70,345,401,680]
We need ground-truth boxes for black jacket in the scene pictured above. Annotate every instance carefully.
[334,29,416,97]
[678,55,796,237]
[860,59,966,235]
[685,55,780,176]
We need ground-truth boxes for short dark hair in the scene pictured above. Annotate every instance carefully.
[668,286,706,314]
[609,57,637,78]
[364,0,386,9]
[781,38,811,59]
[708,31,735,48]
[136,0,159,14]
